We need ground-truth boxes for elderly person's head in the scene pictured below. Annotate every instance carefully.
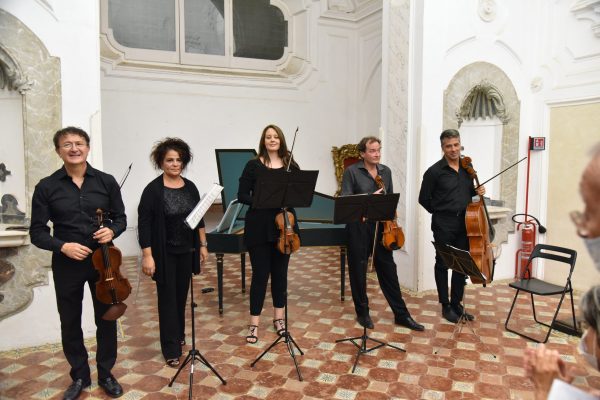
[572,144,600,270]
[579,285,600,370]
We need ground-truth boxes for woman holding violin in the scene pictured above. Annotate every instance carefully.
[138,138,208,368]
[341,136,424,332]
[418,129,486,324]
[237,124,300,343]
[30,127,126,399]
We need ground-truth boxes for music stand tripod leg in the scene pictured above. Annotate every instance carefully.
[459,302,497,359]
[169,273,226,397]
[433,313,467,355]
[335,256,406,373]
[433,301,497,359]
[250,291,304,381]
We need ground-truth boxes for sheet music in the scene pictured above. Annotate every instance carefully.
[185,183,224,229]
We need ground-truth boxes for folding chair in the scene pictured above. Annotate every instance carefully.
[504,244,577,343]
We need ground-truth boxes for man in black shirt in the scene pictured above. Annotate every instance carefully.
[418,129,485,323]
[30,127,126,400]
[341,136,424,331]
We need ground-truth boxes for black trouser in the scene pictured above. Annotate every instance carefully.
[52,255,117,384]
[432,213,469,308]
[248,243,290,316]
[346,221,410,320]
[156,251,192,360]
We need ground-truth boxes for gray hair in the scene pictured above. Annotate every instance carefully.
[581,285,600,345]
[440,129,460,145]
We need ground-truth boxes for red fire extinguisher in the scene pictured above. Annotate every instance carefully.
[512,214,546,278]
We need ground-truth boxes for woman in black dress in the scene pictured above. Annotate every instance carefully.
[238,124,299,343]
[138,138,208,366]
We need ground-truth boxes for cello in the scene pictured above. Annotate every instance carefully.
[92,208,132,320]
[461,156,495,285]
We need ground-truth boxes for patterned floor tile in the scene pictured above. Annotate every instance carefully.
[1,246,600,399]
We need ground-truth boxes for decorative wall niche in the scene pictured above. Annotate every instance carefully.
[0,9,62,319]
[444,62,521,247]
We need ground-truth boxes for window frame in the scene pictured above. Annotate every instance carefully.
[100,0,291,72]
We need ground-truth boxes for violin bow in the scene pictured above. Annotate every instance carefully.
[118,163,133,189]
[285,127,299,172]
[116,163,133,337]
[475,156,527,189]
[114,162,142,307]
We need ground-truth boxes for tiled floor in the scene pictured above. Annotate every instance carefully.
[1,246,599,399]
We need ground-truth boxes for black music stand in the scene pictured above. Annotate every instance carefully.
[334,192,405,373]
[249,168,319,381]
[169,229,226,397]
[431,243,496,358]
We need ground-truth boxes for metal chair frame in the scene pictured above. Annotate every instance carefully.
[504,243,577,343]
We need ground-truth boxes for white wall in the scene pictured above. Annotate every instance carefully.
[0,0,101,348]
[101,7,384,256]
[412,0,600,292]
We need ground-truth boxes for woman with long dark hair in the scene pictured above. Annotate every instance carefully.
[237,124,299,343]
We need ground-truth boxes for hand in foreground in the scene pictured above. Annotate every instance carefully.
[475,185,486,196]
[61,242,93,260]
[523,344,573,400]
[93,227,114,244]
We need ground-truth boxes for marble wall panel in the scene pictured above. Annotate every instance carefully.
[0,9,62,319]
[384,0,410,227]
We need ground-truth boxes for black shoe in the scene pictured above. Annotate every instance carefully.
[63,378,90,400]
[395,316,425,331]
[98,376,123,398]
[441,304,460,323]
[356,314,374,329]
[452,305,475,321]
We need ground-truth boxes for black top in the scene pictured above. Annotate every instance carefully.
[341,160,393,195]
[418,157,476,214]
[164,186,196,252]
[237,158,300,249]
[138,175,204,284]
[30,163,127,255]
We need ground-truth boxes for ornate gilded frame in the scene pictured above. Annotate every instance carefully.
[331,144,360,196]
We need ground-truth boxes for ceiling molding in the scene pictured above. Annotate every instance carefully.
[571,0,600,38]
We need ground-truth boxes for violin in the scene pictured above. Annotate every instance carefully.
[275,210,300,254]
[275,127,301,255]
[374,175,405,251]
[91,209,132,320]
[460,157,495,285]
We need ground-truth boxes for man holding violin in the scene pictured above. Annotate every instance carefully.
[418,129,486,324]
[30,127,126,400]
[341,136,424,331]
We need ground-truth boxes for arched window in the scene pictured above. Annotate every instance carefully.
[101,0,290,72]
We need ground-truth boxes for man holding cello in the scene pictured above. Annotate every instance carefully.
[341,136,424,331]
[30,127,126,399]
[418,129,486,323]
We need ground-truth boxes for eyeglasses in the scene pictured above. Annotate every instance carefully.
[60,142,88,150]
[570,210,589,238]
